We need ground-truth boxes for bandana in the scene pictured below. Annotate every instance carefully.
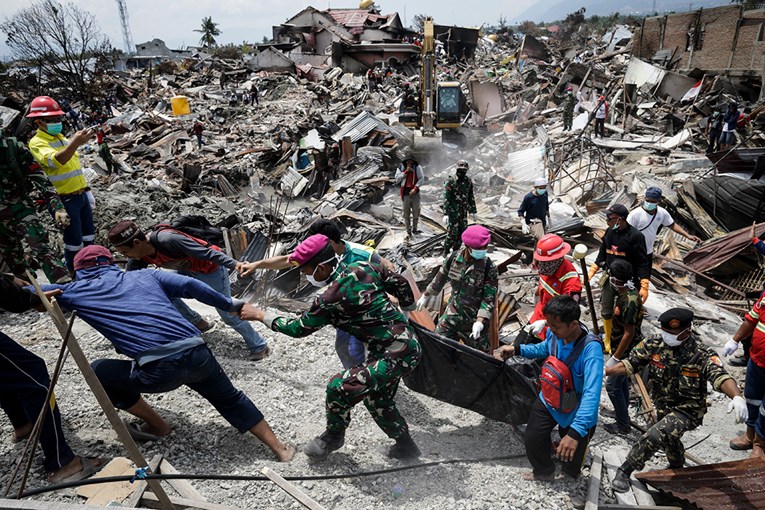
[537,258,563,276]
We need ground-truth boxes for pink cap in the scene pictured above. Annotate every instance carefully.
[288,234,331,268]
[73,245,114,271]
[461,225,491,249]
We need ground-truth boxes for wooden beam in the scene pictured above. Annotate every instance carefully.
[142,493,245,510]
[602,450,637,506]
[0,499,145,510]
[123,453,163,508]
[159,459,208,502]
[615,449,655,507]
[584,448,602,510]
[261,467,325,510]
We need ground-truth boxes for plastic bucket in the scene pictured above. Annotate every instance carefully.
[171,96,190,116]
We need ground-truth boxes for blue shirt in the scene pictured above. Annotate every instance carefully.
[519,327,604,438]
[518,191,549,226]
[32,265,241,360]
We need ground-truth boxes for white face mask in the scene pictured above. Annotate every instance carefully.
[661,327,690,347]
[305,256,337,288]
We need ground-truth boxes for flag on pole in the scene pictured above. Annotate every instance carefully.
[682,78,704,102]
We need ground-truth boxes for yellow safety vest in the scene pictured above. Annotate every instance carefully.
[28,129,87,195]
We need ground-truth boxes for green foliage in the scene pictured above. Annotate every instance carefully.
[195,16,221,48]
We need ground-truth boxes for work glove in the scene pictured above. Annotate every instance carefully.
[529,319,546,335]
[521,222,530,235]
[639,278,650,303]
[587,263,599,281]
[722,339,740,357]
[727,395,748,424]
[54,209,70,228]
[471,321,484,340]
[442,215,449,227]
[416,295,429,311]
[85,190,96,209]
[605,356,620,370]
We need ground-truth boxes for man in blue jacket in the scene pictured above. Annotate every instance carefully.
[30,245,294,462]
[494,295,603,480]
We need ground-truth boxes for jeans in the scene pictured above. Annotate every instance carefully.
[744,358,765,437]
[61,193,95,271]
[606,374,631,428]
[92,345,263,432]
[335,329,366,369]
[0,332,75,472]
[172,265,267,353]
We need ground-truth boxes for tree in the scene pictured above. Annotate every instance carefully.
[730,0,765,8]
[518,20,538,36]
[0,0,111,101]
[412,14,427,32]
[195,16,221,48]
[498,14,507,29]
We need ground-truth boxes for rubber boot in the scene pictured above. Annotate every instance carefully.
[750,434,765,461]
[611,463,634,493]
[730,426,754,451]
[387,433,421,459]
[602,318,613,353]
[303,429,345,458]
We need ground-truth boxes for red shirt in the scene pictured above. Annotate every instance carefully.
[746,290,765,367]
[529,258,582,323]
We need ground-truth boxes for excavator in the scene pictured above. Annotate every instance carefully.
[399,17,463,152]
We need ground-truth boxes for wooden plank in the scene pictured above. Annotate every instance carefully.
[584,449,602,510]
[261,467,325,510]
[142,493,245,510]
[76,457,133,499]
[0,499,145,510]
[602,449,637,506]
[123,453,164,508]
[615,448,655,506]
[159,459,208,502]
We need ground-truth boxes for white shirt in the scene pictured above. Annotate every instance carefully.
[627,206,674,254]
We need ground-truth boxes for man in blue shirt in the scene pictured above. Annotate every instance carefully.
[494,295,603,480]
[517,177,551,239]
[31,245,294,462]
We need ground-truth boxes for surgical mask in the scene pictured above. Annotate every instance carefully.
[306,256,336,288]
[46,122,63,135]
[470,248,487,260]
[612,222,621,231]
[661,328,689,347]
[535,188,547,195]
[643,202,658,211]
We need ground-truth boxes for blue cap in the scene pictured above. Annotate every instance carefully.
[645,187,663,200]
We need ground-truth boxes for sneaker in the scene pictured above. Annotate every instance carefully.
[303,430,345,458]
[729,355,749,367]
[387,435,421,459]
[248,346,272,361]
[604,422,631,435]
[611,467,632,493]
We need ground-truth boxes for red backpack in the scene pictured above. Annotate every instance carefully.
[540,334,595,413]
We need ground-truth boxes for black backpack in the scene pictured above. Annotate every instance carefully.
[155,215,225,248]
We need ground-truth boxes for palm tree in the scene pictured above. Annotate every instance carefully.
[195,16,220,47]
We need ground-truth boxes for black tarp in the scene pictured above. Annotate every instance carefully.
[694,176,765,231]
[403,323,539,425]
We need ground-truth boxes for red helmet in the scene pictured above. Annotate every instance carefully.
[27,96,65,118]
[534,234,571,261]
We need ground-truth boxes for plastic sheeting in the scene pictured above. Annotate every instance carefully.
[403,323,539,425]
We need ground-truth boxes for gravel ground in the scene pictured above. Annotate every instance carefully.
[0,283,751,509]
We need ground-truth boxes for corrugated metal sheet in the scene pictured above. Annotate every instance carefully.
[504,145,545,183]
[332,111,390,143]
[635,458,765,510]
[536,125,549,146]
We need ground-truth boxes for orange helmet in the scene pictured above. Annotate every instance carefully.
[534,234,571,261]
[27,96,64,118]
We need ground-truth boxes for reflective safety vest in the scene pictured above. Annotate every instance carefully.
[28,129,87,195]
[530,259,582,323]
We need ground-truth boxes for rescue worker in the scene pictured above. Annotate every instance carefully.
[442,160,477,255]
[394,156,424,237]
[587,204,650,352]
[107,220,270,360]
[191,121,203,148]
[518,177,551,239]
[563,87,575,131]
[96,126,116,174]
[594,95,608,138]
[607,308,746,492]
[626,187,701,263]
[0,125,71,283]
[528,234,581,336]
[26,96,96,272]
[723,286,765,455]
[30,245,294,462]
[239,218,393,369]
[494,296,603,480]
[603,259,643,435]
[239,234,422,459]
[417,225,498,353]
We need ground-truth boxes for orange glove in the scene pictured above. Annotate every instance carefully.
[587,263,599,281]
[639,278,650,303]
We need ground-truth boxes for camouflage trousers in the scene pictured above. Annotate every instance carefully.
[443,216,468,255]
[563,112,573,131]
[436,312,490,353]
[0,201,68,283]
[625,409,698,470]
[325,334,421,439]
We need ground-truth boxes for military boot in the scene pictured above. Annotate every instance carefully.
[387,433,421,459]
[611,464,634,493]
[750,433,765,461]
[730,426,754,451]
[303,429,345,458]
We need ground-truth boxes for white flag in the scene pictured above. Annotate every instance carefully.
[682,79,704,102]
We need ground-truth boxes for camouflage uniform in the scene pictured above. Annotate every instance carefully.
[425,249,498,352]
[607,288,644,429]
[264,260,420,439]
[621,335,733,469]
[0,135,69,283]
[443,173,476,254]
[563,93,575,131]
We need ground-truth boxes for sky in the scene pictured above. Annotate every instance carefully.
[0,0,536,57]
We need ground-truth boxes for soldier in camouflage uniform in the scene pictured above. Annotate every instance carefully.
[442,160,476,255]
[563,87,575,131]
[0,129,70,283]
[419,225,497,352]
[240,234,422,459]
[606,308,747,493]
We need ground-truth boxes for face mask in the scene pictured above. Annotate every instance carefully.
[612,221,621,231]
[46,122,63,135]
[535,188,547,195]
[457,169,467,177]
[661,328,689,347]
[306,274,329,288]
[643,202,657,211]
[470,248,487,260]
[537,258,563,276]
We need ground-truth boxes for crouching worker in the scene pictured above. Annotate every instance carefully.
[606,308,746,492]
[494,295,603,480]
[30,245,294,462]
[239,234,422,459]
